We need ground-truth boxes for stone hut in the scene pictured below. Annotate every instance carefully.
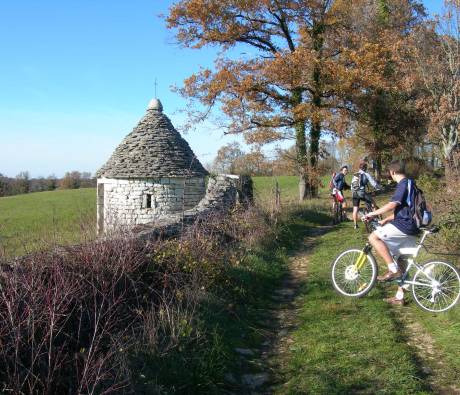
[96,98,208,234]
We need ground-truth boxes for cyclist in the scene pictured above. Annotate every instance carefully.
[352,160,380,229]
[331,166,349,216]
[364,160,419,306]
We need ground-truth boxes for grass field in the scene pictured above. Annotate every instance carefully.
[253,175,333,205]
[0,176,314,257]
[0,188,96,257]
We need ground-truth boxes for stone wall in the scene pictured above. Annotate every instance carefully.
[97,177,206,234]
[135,175,252,240]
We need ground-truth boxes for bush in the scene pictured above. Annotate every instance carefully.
[0,206,274,393]
[417,176,460,257]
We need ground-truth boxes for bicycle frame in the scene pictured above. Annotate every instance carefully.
[355,229,439,287]
[397,230,439,288]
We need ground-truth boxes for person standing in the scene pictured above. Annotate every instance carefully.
[351,160,380,229]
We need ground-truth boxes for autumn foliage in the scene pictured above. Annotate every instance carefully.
[166,0,454,198]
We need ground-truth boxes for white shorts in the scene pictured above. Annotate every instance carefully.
[374,223,417,259]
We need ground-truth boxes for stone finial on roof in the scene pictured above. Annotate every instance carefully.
[147,98,163,112]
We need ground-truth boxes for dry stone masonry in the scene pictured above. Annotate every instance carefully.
[136,174,253,240]
[96,98,208,234]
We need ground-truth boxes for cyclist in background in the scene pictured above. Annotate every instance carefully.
[352,160,380,229]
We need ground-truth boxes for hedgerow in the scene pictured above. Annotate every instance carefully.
[0,206,276,394]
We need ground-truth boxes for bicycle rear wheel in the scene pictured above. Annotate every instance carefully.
[412,261,460,313]
[331,248,377,297]
[332,201,340,224]
[339,202,345,222]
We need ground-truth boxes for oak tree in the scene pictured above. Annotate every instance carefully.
[167,0,359,200]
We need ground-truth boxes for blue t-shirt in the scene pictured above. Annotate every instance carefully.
[390,178,419,235]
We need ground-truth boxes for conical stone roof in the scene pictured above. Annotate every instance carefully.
[96,99,208,179]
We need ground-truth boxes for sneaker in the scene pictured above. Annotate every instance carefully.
[377,270,402,282]
[383,296,406,306]
[354,224,359,230]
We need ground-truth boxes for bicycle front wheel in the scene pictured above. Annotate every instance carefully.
[331,249,377,297]
[412,261,460,313]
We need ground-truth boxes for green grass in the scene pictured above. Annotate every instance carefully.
[253,176,300,202]
[406,249,460,385]
[189,202,332,393]
[253,175,334,205]
[0,188,96,257]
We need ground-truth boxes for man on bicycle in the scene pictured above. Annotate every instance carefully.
[352,160,380,229]
[364,160,419,306]
[331,165,349,214]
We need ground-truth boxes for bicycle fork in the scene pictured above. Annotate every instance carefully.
[355,243,372,270]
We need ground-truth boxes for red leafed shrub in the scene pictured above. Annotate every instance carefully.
[0,237,151,394]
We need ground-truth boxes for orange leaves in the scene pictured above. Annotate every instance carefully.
[167,0,430,175]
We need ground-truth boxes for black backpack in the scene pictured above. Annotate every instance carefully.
[407,180,432,228]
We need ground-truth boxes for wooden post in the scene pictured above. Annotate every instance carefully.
[275,180,281,212]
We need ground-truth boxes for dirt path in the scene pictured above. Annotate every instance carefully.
[223,226,331,394]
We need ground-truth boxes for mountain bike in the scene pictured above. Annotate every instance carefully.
[332,198,344,225]
[331,190,346,225]
[331,226,460,312]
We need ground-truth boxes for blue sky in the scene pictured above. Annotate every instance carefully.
[0,0,443,177]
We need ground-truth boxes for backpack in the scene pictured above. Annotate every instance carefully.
[351,172,364,192]
[407,180,432,228]
[329,172,337,190]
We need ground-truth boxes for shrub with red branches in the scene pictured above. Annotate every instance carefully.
[0,207,274,393]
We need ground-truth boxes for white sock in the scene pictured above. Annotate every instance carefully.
[395,289,404,300]
[388,262,399,273]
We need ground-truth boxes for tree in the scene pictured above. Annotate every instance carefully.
[234,148,271,175]
[271,146,298,176]
[167,0,363,200]
[46,175,58,191]
[211,142,244,174]
[60,171,81,189]
[14,171,30,194]
[80,172,96,188]
[0,173,9,197]
[335,0,427,179]
[410,0,460,182]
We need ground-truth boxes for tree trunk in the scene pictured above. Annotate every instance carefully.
[375,154,382,182]
[308,21,324,199]
[442,124,460,190]
[295,119,308,201]
[298,172,307,202]
[309,118,321,197]
[292,88,308,202]
[445,155,460,192]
